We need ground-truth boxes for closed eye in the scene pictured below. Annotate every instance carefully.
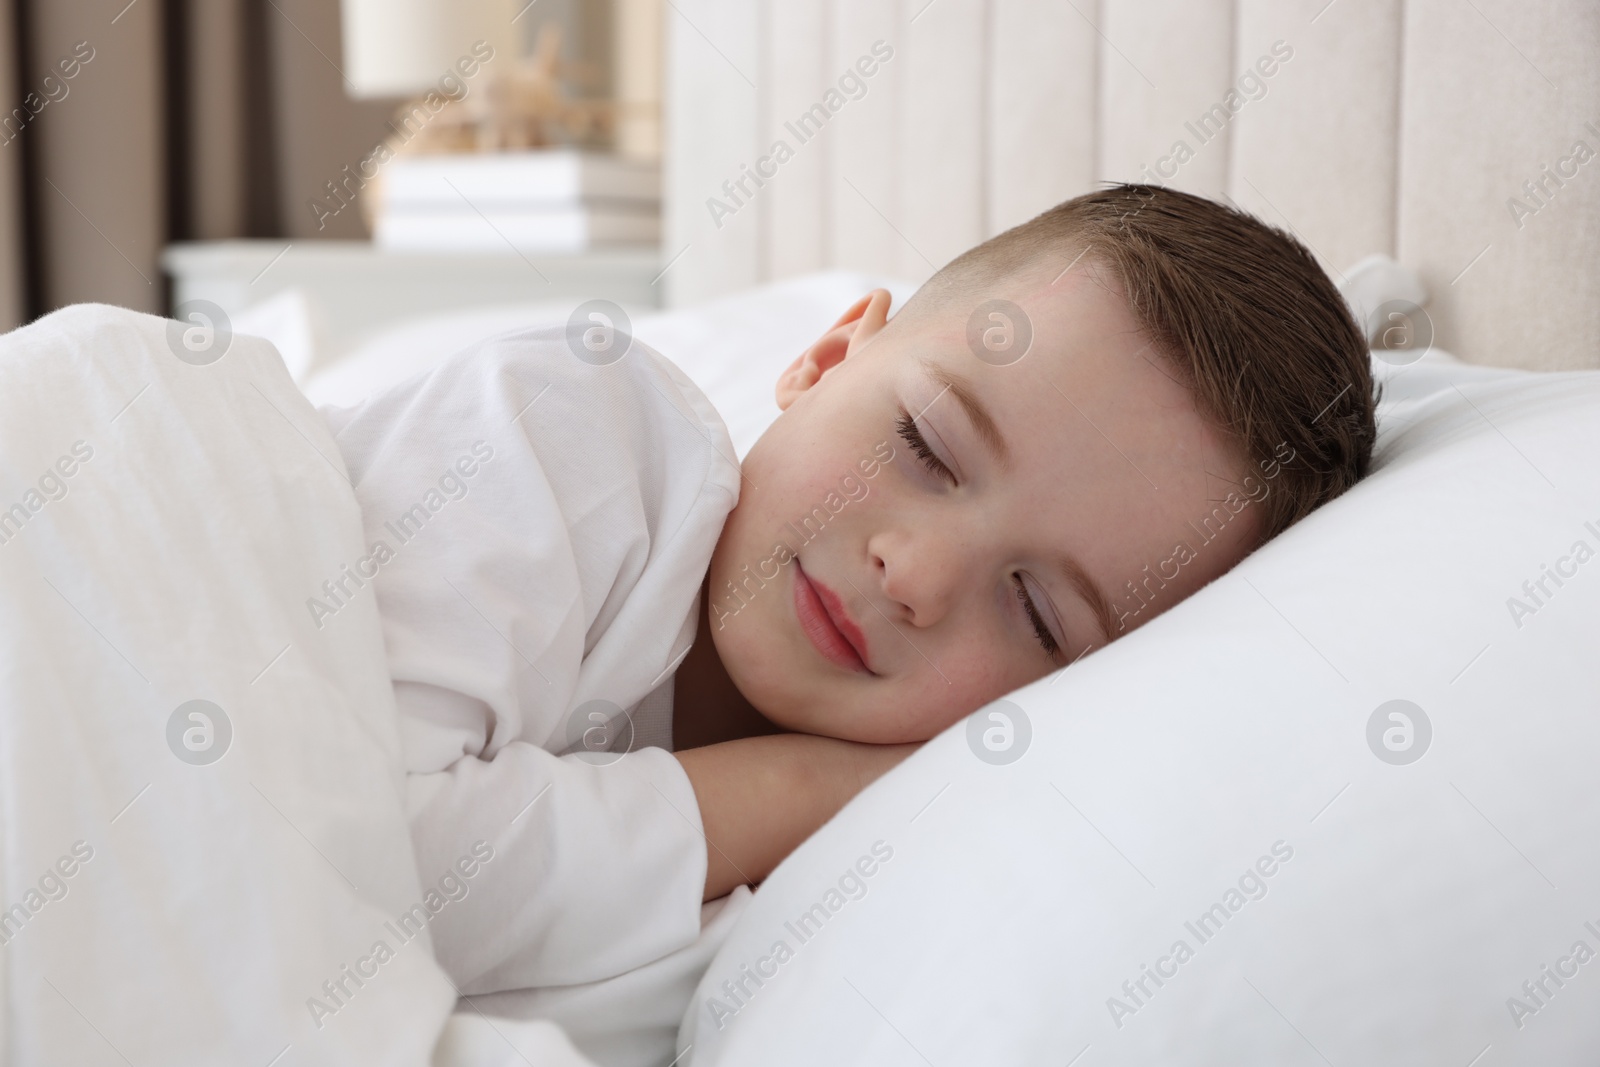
[896,408,956,486]
[1014,575,1062,661]
[899,405,1059,661]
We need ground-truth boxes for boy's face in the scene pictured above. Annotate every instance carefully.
[705,263,1261,744]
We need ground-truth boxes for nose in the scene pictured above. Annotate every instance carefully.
[870,526,962,629]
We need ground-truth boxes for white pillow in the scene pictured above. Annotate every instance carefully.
[679,350,1600,1065]
[300,300,577,407]
[300,271,919,458]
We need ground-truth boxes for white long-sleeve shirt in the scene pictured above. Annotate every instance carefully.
[321,325,741,995]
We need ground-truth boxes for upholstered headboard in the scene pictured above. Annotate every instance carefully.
[663,0,1599,371]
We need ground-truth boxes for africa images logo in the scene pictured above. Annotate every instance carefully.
[1365,700,1431,766]
[166,700,232,766]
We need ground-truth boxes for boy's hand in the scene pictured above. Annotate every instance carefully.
[674,734,918,901]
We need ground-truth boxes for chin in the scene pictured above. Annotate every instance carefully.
[769,697,916,745]
[719,651,844,738]
[707,606,783,698]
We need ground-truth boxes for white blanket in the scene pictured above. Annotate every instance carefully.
[0,305,597,1066]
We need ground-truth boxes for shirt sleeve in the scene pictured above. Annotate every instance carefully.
[322,326,740,995]
[406,717,709,992]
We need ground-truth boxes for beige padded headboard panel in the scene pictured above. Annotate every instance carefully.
[664,0,1599,370]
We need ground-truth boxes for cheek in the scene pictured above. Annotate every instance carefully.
[736,437,884,556]
[884,641,1024,741]
[960,629,1063,705]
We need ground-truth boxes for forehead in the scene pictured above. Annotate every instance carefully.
[900,265,1231,466]
[893,266,1254,621]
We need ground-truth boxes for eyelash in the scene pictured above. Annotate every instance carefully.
[895,409,955,485]
[895,408,1060,661]
[1015,578,1061,660]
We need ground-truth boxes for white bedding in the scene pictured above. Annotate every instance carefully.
[0,305,597,1066]
[15,272,1594,1064]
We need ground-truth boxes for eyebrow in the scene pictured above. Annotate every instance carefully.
[915,360,1117,648]
[917,359,1011,469]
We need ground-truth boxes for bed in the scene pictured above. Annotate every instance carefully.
[4,251,1596,1064]
[7,1,1597,1063]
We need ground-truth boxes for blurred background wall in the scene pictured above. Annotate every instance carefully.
[0,0,617,329]
[660,0,1600,369]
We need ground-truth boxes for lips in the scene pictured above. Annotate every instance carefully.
[793,559,873,674]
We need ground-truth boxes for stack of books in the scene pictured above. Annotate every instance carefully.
[373,149,660,254]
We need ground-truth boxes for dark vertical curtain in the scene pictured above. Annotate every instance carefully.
[0,0,403,331]
[15,0,167,322]
[0,0,27,328]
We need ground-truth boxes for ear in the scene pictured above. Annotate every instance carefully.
[774,289,893,411]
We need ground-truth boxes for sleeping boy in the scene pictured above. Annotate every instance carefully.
[319,184,1377,998]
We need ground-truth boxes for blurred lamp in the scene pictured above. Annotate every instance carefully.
[340,0,519,98]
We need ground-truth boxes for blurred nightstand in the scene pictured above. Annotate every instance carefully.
[161,240,662,357]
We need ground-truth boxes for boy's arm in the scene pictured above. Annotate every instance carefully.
[675,735,918,900]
